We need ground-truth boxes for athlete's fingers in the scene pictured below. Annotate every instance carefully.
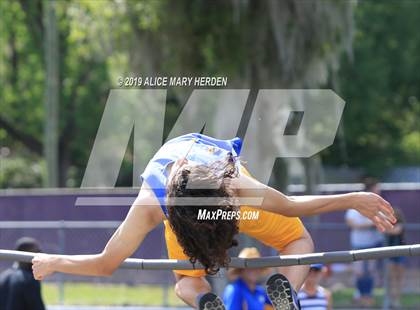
[380,200,396,223]
[373,216,386,232]
[378,212,394,231]
[376,212,394,232]
[382,210,396,224]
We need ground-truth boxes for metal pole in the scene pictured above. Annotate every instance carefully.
[58,220,65,305]
[43,0,59,187]
[382,258,390,310]
[159,223,169,307]
[1,244,418,270]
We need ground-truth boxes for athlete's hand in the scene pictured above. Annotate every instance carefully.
[32,253,56,280]
[351,192,396,232]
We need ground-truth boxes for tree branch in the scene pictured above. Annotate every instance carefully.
[0,116,43,155]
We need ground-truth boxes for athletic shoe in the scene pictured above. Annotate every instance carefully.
[198,292,226,310]
[266,273,301,310]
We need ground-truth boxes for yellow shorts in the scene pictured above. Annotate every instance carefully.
[164,168,304,277]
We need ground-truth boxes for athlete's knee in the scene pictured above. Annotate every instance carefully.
[174,275,211,298]
[174,281,184,297]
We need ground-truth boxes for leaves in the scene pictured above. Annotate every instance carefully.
[1,0,418,187]
[322,1,420,177]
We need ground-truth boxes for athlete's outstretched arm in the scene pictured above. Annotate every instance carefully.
[234,173,396,232]
[32,185,164,280]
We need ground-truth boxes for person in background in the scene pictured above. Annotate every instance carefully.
[362,178,385,248]
[298,264,332,310]
[0,237,46,310]
[345,178,384,306]
[385,208,406,308]
[362,179,386,285]
[223,247,273,310]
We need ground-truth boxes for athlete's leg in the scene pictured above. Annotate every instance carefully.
[239,203,314,291]
[174,273,211,308]
[277,227,314,291]
[265,228,314,309]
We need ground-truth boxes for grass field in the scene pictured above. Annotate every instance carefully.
[42,283,420,308]
[43,283,184,306]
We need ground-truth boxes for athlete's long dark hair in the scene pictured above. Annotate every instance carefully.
[166,154,239,275]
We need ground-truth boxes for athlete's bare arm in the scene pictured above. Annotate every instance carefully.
[234,172,396,232]
[32,184,164,280]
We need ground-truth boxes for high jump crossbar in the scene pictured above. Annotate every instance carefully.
[0,244,419,270]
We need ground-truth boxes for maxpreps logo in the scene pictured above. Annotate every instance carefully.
[76,89,345,207]
[197,209,260,221]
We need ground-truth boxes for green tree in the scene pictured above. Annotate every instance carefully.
[1,0,354,188]
[0,0,111,187]
[323,1,420,177]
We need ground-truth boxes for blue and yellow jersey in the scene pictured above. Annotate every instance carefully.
[142,133,304,278]
[140,133,242,217]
